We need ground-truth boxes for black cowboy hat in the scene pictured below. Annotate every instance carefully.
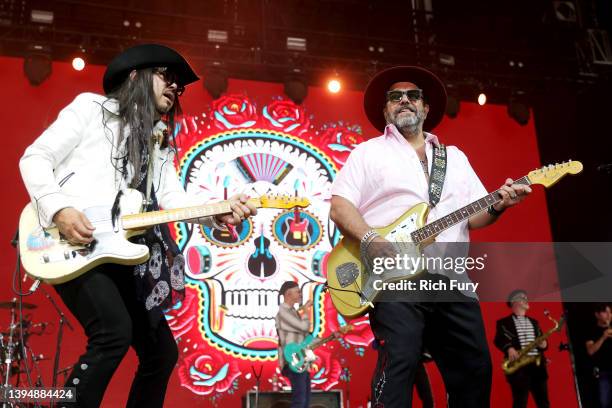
[103,44,199,94]
[363,65,447,133]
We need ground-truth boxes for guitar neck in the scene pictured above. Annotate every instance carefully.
[410,175,531,244]
[121,198,262,230]
[309,334,338,350]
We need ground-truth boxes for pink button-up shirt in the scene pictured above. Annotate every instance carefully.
[331,124,487,243]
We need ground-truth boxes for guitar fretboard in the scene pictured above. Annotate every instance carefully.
[121,198,261,230]
[410,175,531,244]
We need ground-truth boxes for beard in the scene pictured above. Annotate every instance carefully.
[385,104,426,133]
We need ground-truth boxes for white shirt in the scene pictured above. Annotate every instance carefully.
[20,92,206,228]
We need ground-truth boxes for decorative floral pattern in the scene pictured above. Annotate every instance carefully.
[177,350,242,396]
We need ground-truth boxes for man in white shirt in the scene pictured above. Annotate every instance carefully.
[20,44,256,407]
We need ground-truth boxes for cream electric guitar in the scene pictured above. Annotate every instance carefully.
[327,161,583,318]
[19,190,309,284]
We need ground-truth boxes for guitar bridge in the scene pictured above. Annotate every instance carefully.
[337,262,360,287]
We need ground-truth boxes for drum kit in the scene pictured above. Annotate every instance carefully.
[0,299,50,389]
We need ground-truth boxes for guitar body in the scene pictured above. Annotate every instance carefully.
[327,202,430,318]
[19,189,150,284]
[284,335,316,373]
[327,161,584,318]
[19,190,312,284]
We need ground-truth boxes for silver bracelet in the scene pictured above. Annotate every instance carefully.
[360,229,379,254]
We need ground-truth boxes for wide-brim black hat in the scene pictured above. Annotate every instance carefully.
[363,65,447,133]
[103,44,199,94]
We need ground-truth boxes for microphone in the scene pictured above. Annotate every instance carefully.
[597,163,612,173]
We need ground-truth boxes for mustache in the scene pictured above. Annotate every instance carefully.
[394,104,416,114]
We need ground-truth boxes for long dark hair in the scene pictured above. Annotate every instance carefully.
[104,67,181,188]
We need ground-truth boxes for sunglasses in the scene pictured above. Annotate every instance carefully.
[386,89,424,103]
[153,67,185,96]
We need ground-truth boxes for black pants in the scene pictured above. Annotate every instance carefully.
[370,296,492,407]
[54,265,178,408]
[507,364,549,408]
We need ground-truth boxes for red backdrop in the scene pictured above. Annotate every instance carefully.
[0,56,577,407]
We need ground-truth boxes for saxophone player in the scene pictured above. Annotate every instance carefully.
[494,290,550,408]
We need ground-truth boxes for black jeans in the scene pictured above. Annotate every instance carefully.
[54,265,178,408]
[370,293,492,407]
[281,364,311,408]
[507,364,549,408]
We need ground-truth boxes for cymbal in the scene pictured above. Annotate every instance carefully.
[0,301,37,309]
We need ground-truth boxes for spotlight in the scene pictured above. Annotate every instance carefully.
[204,66,228,99]
[207,29,228,44]
[507,98,530,125]
[552,1,577,22]
[30,10,53,24]
[284,70,308,104]
[23,45,52,86]
[445,95,460,118]
[286,37,307,52]
[72,57,85,71]
[327,79,341,94]
[477,93,487,106]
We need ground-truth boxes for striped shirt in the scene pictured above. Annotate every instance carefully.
[512,315,539,356]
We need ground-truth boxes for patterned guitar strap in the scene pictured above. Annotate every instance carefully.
[428,144,447,207]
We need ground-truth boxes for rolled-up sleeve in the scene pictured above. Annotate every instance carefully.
[331,146,366,208]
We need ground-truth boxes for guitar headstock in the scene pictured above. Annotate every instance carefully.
[527,160,583,188]
[258,194,310,209]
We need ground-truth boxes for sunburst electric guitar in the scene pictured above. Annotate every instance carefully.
[19,190,309,284]
[327,161,583,318]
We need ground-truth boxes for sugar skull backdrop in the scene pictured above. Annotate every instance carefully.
[164,94,375,405]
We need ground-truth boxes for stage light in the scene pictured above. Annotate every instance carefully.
[207,29,228,44]
[284,70,308,105]
[477,93,487,106]
[327,79,341,94]
[553,1,577,22]
[439,53,455,66]
[31,10,53,24]
[72,57,85,71]
[23,45,52,86]
[204,66,228,99]
[286,37,307,52]
[507,98,530,125]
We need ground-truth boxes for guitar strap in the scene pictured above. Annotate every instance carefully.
[428,144,447,207]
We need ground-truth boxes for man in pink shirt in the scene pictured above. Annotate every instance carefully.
[330,66,532,407]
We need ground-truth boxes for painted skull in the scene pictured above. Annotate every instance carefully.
[175,131,339,358]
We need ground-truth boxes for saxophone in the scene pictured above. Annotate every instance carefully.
[502,313,565,375]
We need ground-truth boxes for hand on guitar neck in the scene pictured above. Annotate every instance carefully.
[214,193,258,226]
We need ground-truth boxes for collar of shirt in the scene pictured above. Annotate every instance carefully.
[384,123,441,148]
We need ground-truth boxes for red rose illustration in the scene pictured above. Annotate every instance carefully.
[262,100,310,135]
[178,348,241,395]
[211,95,259,129]
[317,126,364,166]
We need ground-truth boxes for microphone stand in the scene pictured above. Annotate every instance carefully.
[251,365,263,408]
[40,286,73,408]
